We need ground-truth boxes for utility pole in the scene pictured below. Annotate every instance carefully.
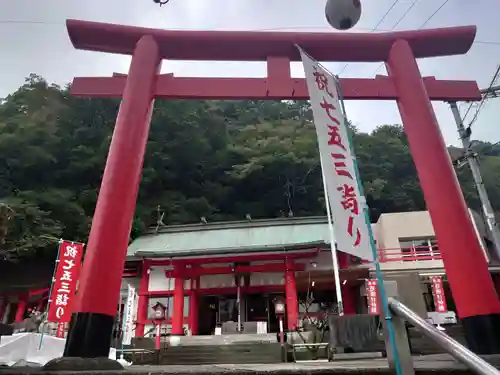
[480,85,500,99]
[449,102,500,262]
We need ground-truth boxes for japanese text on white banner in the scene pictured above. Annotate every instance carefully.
[299,49,371,260]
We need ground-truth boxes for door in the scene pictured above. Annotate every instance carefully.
[247,294,268,322]
[197,296,218,335]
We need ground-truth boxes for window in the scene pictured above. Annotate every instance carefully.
[399,238,439,261]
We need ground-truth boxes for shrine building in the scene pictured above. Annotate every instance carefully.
[120,209,500,337]
[1,209,499,337]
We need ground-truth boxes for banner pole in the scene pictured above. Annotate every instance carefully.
[334,77,404,375]
[38,238,64,350]
[320,158,344,316]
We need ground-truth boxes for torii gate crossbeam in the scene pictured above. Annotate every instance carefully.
[71,73,481,101]
[61,19,500,359]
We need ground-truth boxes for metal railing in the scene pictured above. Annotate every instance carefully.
[360,246,443,264]
[388,297,500,375]
[379,246,442,263]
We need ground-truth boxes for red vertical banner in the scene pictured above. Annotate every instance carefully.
[430,276,448,313]
[47,241,84,322]
[366,279,380,315]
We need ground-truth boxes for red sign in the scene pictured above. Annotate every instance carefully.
[47,241,84,322]
[366,279,379,315]
[430,276,448,313]
[55,322,67,338]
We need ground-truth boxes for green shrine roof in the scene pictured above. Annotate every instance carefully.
[126,216,333,259]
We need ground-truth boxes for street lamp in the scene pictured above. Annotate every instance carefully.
[273,296,286,346]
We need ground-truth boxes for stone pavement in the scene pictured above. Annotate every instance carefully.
[2,354,500,375]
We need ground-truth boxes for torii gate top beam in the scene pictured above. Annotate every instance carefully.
[66,20,481,101]
[66,19,476,62]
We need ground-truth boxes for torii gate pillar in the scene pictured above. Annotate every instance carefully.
[386,40,500,353]
[63,35,161,358]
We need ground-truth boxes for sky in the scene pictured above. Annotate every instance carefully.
[0,0,499,146]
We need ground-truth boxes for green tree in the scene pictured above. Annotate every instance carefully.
[0,75,499,263]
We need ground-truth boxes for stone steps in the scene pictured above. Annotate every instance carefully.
[127,325,467,365]
[172,333,277,346]
[158,342,283,365]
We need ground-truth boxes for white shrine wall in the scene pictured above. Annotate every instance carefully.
[295,250,334,271]
[148,266,190,292]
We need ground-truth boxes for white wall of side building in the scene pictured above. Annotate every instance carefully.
[370,209,492,275]
[372,211,445,273]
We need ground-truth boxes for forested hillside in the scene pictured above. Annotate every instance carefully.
[0,74,499,262]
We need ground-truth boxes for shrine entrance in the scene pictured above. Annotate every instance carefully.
[62,19,500,357]
[197,296,218,336]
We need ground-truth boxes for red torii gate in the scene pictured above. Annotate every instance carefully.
[63,20,500,358]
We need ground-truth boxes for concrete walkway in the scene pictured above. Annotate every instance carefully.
[124,354,497,373]
[2,354,500,375]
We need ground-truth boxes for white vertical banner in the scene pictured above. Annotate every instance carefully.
[122,284,137,345]
[133,290,139,324]
[299,48,372,261]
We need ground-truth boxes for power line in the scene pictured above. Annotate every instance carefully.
[461,64,500,127]
[475,41,500,46]
[0,20,61,25]
[391,0,421,29]
[373,0,401,30]
[419,0,450,29]
[461,65,500,121]
[481,85,500,99]
[372,0,451,75]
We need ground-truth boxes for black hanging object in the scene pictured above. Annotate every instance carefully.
[153,0,171,6]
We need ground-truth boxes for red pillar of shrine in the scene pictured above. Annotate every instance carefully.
[285,258,299,331]
[386,39,500,354]
[63,35,161,358]
[135,261,151,337]
[15,294,27,322]
[341,284,357,315]
[189,276,199,335]
[171,266,185,335]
